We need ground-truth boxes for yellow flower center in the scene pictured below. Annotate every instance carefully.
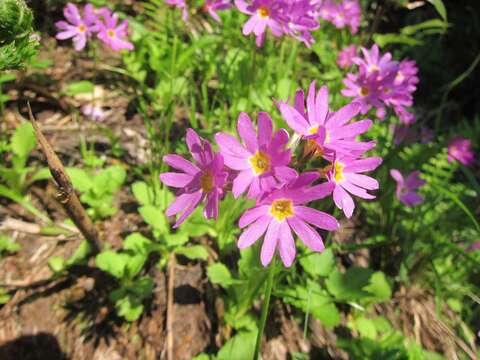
[269,199,294,222]
[309,127,330,143]
[77,24,86,33]
[107,29,116,38]
[334,161,345,182]
[396,71,404,83]
[359,86,370,97]
[309,126,318,135]
[200,171,214,192]
[249,151,271,175]
[368,64,380,73]
[257,6,270,18]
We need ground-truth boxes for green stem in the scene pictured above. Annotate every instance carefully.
[253,257,276,360]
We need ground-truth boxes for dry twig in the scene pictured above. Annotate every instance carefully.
[166,253,176,360]
[27,103,101,253]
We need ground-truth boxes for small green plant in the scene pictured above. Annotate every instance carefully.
[0,122,50,220]
[67,165,126,220]
[95,233,154,321]
[0,234,20,257]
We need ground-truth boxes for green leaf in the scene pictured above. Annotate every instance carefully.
[115,294,144,321]
[139,205,168,233]
[217,331,257,360]
[62,80,94,96]
[0,287,11,304]
[123,233,152,256]
[427,0,447,21]
[363,272,391,302]
[126,254,147,278]
[207,263,235,288]
[29,167,51,183]
[48,256,66,273]
[132,181,155,206]
[176,245,209,261]
[128,276,154,298]
[354,317,378,340]
[66,168,93,192]
[164,232,189,248]
[66,240,91,266]
[326,267,373,301]
[96,251,130,278]
[93,166,126,195]
[0,234,20,254]
[11,122,36,159]
[299,249,335,277]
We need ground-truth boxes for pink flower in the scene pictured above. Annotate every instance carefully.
[282,0,319,47]
[390,169,425,207]
[317,0,361,34]
[215,112,297,199]
[166,0,189,21]
[55,3,98,51]
[328,154,382,217]
[203,0,232,22]
[160,129,228,227]
[81,104,106,121]
[337,44,357,69]
[448,137,475,166]
[235,0,286,47]
[97,11,134,51]
[278,81,374,160]
[237,173,337,267]
[467,242,480,252]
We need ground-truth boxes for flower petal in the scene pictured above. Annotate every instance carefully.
[294,206,339,231]
[239,205,270,228]
[238,215,271,248]
[287,216,325,252]
[278,221,296,267]
[261,220,280,266]
[163,154,199,175]
[257,112,273,148]
[346,173,379,190]
[326,102,360,128]
[237,112,259,153]
[159,172,195,188]
[233,170,255,198]
[333,185,355,218]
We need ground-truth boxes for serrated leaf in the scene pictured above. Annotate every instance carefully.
[123,233,152,256]
[299,249,335,277]
[139,205,168,233]
[326,267,373,301]
[96,251,130,278]
[11,122,36,159]
[363,272,391,302]
[176,245,209,261]
[132,181,155,206]
[217,331,257,360]
[207,263,235,288]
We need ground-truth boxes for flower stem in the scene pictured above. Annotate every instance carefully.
[253,257,276,360]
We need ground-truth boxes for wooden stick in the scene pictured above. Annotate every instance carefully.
[166,253,176,360]
[27,103,101,253]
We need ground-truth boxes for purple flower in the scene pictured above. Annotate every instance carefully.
[282,0,319,47]
[390,169,425,207]
[342,45,418,123]
[97,11,134,51]
[166,0,189,21]
[337,44,357,69]
[81,104,106,121]
[278,81,374,160]
[160,129,228,227]
[467,242,480,252]
[55,3,98,51]
[203,0,232,22]
[215,112,297,199]
[327,154,382,217]
[448,137,475,166]
[235,0,286,47]
[317,0,361,34]
[237,172,338,267]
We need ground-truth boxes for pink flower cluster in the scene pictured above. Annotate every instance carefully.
[316,0,361,34]
[160,82,381,267]
[342,44,419,125]
[235,0,320,47]
[448,137,475,166]
[56,3,133,52]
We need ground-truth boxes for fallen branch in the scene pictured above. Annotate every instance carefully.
[27,103,101,253]
[166,253,176,360]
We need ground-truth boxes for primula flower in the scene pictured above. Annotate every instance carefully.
[160,129,228,227]
[203,0,232,22]
[97,11,134,51]
[327,154,382,217]
[390,169,425,207]
[55,3,98,51]
[337,44,357,69]
[166,0,189,21]
[81,104,106,121]
[215,112,297,199]
[317,0,361,34]
[448,137,475,166]
[278,81,374,159]
[282,0,319,47]
[235,0,286,47]
[237,172,337,267]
